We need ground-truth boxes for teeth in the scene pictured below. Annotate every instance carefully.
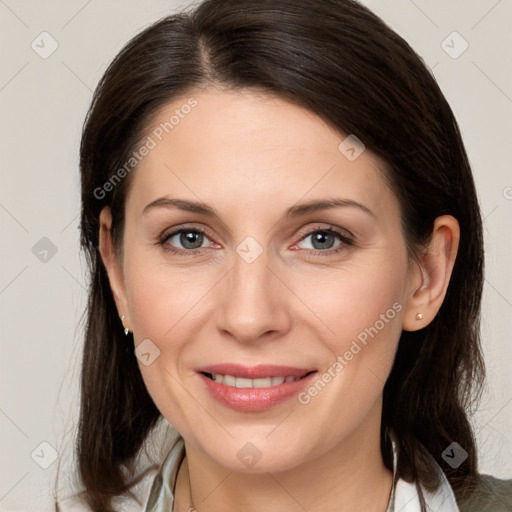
[235,377,254,388]
[223,374,236,386]
[211,373,301,388]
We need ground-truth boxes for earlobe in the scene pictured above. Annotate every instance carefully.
[402,215,460,332]
[98,206,131,329]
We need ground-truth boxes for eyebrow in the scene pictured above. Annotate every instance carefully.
[142,196,376,219]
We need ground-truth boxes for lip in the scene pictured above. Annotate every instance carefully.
[196,364,318,412]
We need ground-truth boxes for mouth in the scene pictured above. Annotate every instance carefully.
[195,364,319,412]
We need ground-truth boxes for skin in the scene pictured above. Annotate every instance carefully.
[98,88,460,512]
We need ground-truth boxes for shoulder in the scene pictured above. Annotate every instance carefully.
[455,474,512,512]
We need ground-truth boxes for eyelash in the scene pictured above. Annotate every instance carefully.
[157,225,353,258]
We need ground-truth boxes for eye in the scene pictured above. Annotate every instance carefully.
[294,226,353,255]
[159,227,216,254]
[157,225,353,257]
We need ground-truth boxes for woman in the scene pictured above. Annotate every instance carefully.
[64,0,512,510]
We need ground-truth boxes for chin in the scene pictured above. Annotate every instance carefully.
[198,434,312,474]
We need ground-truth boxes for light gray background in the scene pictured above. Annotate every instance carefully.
[1,0,511,510]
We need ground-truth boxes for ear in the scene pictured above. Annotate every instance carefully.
[402,215,460,331]
[98,205,131,332]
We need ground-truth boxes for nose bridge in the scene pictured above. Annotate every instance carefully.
[217,239,289,341]
[232,245,271,299]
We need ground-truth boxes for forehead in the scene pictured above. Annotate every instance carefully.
[126,88,398,222]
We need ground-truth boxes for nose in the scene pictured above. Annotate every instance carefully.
[215,247,292,344]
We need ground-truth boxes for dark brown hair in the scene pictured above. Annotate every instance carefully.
[67,0,485,510]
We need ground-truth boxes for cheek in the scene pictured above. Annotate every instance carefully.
[122,252,218,412]
[295,256,406,345]
[292,267,405,441]
[124,260,201,432]
[124,248,211,340]
[290,250,407,410]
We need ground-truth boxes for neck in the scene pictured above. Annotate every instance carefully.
[173,406,393,512]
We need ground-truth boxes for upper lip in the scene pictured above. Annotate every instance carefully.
[196,364,317,379]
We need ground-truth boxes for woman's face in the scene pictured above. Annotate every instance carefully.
[105,88,418,472]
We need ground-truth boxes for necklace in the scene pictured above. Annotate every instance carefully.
[175,455,195,512]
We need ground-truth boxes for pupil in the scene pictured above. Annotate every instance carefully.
[313,232,334,250]
[181,231,203,249]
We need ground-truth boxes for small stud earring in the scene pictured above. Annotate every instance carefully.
[121,315,129,336]
[415,313,423,321]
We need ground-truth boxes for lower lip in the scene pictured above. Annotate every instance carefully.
[197,372,318,412]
